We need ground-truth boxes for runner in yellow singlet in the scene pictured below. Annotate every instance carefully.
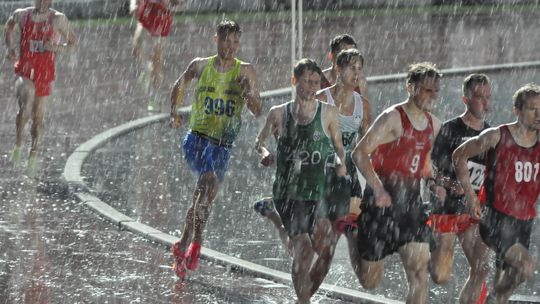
[168,19,262,280]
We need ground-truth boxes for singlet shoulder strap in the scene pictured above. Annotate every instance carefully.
[47,9,56,25]
[21,8,33,25]
[425,111,434,131]
[353,91,363,117]
[396,106,410,129]
[324,88,334,105]
[319,101,332,139]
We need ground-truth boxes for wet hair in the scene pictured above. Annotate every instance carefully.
[293,58,322,80]
[216,19,241,38]
[513,83,540,110]
[462,73,490,99]
[329,34,357,55]
[335,48,364,68]
[406,62,442,88]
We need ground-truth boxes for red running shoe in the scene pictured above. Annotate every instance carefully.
[172,241,187,279]
[185,243,201,271]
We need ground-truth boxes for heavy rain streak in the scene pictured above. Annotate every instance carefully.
[1,0,539,303]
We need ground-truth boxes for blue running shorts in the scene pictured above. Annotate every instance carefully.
[182,131,232,181]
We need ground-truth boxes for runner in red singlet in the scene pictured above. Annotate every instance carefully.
[351,62,442,303]
[130,0,182,111]
[5,0,76,168]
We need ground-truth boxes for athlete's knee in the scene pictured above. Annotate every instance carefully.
[430,253,454,284]
[517,259,535,282]
[358,262,383,289]
[291,235,314,262]
[195,172,218,194]
[200,172,219,186]
[359,272,382,290]
[469,259,490,280]
[431,266,452,285]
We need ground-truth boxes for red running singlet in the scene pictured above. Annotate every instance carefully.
[137,0,173,37]
[15,8,57,96]
[371,106,433,181]
[484,125,540,220]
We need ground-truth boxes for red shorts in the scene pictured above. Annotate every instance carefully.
[32,79,53,97]
[138,7,173,37]
[428,214,479,234]
[15,72,54,97]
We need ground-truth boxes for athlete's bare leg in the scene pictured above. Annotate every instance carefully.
[150,38,164,90]
[430,232,457,284]
[177,171,220,252]
[291,233,316,304]
[310,218,338,295]
[459,224,490,304]
[487,244,535,304]
[132,23,146,63]
[399,242,430,304]
[355,258,384,290]
[29,95,49,160]
[14,78,32,150]
[192,172,219,244]
[264,208,291,254]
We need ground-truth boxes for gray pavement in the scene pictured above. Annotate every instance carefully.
[2,5,540,303]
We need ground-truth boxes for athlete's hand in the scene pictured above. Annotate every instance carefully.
[335,162,346,177]
[374,189,392,208]
[431,184,447,204]
[43,38,54,52]
[260,151,275,167]
[169,114,182,128]
[449,181,464,196]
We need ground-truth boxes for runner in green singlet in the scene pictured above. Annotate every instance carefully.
[255,58,345,304]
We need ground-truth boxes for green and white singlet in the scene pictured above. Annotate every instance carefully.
[273,101,332,201]
[189,55,245,146]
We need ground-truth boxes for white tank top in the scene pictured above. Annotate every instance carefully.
[322,87,367,190]
[323,88,363,151]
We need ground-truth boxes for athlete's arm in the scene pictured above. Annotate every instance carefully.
[47,14,76,53]
[4,10,21,62]
[352,108,402,208]
[169,58,201,128]
[255,106,283,166]
[325,104,346,177]
[240,63,262,118]
[357,95,372,143]
[452,127,501,219]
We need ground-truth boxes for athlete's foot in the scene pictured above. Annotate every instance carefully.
[26,154,38,173]
[185,243,201,271]
[8,146,23,164]
[137,66,151,93]
[172,241,187,279]
[253,197,274,217]
[147,97,160,112]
